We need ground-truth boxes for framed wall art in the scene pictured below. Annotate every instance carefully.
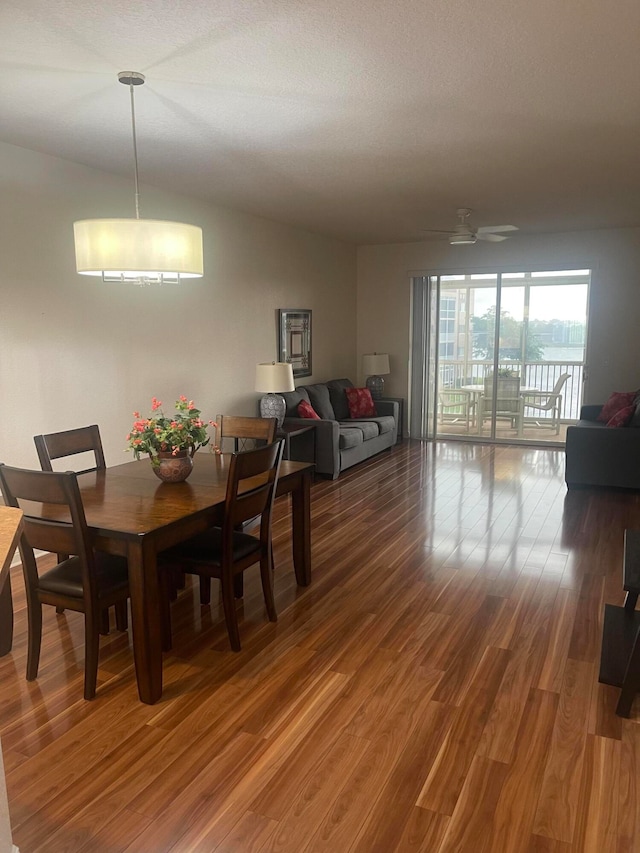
[278,309,312,378]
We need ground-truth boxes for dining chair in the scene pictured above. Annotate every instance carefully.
[522,372,571,434]
[0,464,130,700]
[214,415,277,453]
[160,439,284,652]
[34,424,106,474]
[34,424,107,618]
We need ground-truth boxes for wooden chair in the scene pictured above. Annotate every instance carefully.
[214,415,277,453]
[0,464,130,700]
[522,372,571,434]
[160,439,284,651]
[34,425,107,616]
[34,425,106,474]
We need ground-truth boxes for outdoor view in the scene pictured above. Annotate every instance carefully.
[436,270,590,443]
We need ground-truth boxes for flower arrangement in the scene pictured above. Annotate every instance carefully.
[127,396,214,465]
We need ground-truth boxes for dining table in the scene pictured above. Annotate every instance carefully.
[0,506,23,657]
[20,453,314,704]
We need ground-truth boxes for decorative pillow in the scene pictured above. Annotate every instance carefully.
[297,400,321,420]
[606,405,635,428]
[596,391,637,423]
[345,387,377,419]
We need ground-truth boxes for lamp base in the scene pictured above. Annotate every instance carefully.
[366,375,385,400]
[260,393,286,428]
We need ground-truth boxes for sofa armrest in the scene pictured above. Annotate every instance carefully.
[375,400,399,442]
[282,417,340,478]
[579,404,603,422]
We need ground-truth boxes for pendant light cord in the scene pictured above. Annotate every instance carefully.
[129,82,141,220]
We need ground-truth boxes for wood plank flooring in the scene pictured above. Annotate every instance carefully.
[2,439,640,852]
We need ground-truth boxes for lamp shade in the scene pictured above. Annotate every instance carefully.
[73,218,203,282]
[255,362,295,393]
[362,353,390,376]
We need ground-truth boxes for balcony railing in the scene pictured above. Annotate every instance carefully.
[439,360,583,421]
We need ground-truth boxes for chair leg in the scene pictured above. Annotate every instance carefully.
[221,575,241,652]
[26,601,43,681]
[158,571,173,652]
[260,553,277,623]
[55,605,65,614]
[199,575,211,605]
[233,574,244,599]
[115,600,128,632]
[99,608,110,635]
[83,613,100,700]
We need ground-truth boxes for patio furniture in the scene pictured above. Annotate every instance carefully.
[438,389,472,431]
[522,373,571,434]
[477,376,523,434]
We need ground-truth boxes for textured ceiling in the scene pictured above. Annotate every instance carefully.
[1,0,639,244]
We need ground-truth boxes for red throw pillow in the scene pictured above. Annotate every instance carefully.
[607,404,635,428]
[345,387,377,418]
[597,391,637,423]
[298,400,321,420]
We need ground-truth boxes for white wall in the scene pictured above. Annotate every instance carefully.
[357,228,640,407]
[0,141,356,468]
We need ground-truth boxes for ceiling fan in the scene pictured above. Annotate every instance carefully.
[423,208,518,245]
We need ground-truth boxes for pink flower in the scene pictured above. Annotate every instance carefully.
[170,421,178,428]
[151,397,162,411]
[179,395,187,402]
[209,420,218,427]
[133,439,142,446]
[132,411,140,418]
[154,428,162,434]
[188,401,195,410]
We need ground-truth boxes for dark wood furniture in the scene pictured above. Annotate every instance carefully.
[276,421,316,461]
[598,528,640,716]
[214,415,277,452]
[34,424,106,473]
[0,465,130,700]
[0,506,23,657]
[161,441,284,651]
[16,454,313,704]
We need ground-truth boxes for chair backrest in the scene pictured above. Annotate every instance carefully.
[214,415,277,453]
[483,375,521,415]
[34,425,105,474]
[222,440,284,554]
[0,464,98,606]
[551,372,572,397]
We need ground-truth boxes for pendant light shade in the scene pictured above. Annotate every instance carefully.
[74,219,203,282]
[74,72,203,286]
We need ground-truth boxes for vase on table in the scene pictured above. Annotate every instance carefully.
[152,450,193,483]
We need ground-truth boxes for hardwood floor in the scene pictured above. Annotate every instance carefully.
[2,439,640,852]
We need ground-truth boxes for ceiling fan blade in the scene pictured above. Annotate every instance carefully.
[421,229,456,234]
[476,225,518,234]
[477,232,508,242]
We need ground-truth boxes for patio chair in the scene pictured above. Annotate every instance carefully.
[478,376,523,433]
[522,373,571,434]
[438,390,472,432]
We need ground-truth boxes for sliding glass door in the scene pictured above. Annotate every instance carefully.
[409,269,590,444]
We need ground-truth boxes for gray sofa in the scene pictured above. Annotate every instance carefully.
[565,404,640,490]
[281,378,398,479]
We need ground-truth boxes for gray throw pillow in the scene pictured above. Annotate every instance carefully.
[305,384,336,419]
[327,379,354,420]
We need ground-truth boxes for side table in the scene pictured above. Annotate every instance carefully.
[277,422,316,461]
[378,397,404,443]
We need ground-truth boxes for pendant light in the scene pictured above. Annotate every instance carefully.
[73,72,203,286]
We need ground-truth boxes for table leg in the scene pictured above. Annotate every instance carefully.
[290,469,312,586]
[127,538,163,704]
[0,575,13,656]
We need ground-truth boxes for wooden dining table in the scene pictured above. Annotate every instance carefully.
[21,454,314,704]
[0,506,23,657]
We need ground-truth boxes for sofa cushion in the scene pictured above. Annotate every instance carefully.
[298,400,321,419]
[597,391,636,423]
[345,387,377,418]
[367,415,395,435]
[305,384,335,420]
[339,428,364,450]
[339,420,379,440]
[326,379,354,421]
[281,387,310,418]
[607,404,635,427]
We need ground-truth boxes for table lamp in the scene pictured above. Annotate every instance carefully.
[362,352,390,400]
[255,362,295,427]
